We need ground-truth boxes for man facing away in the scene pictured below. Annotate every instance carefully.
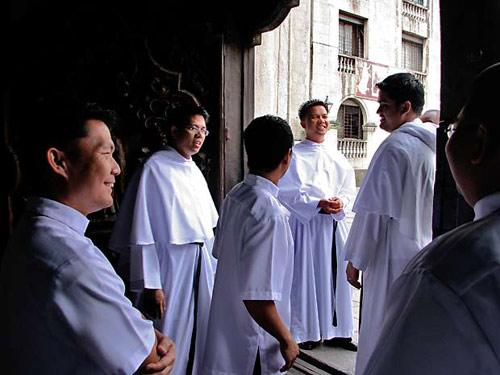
[343,73,437,375]
[363,62,500,375]
[0,96,175,374]
[203,115,300,375]
[278,99,357,351]
[109,104,218,375]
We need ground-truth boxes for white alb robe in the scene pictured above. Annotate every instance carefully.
[203,174,294,375]
[109,146,219,375]
[278,139,357,343]
[344,119,436,375]
[363,192,500,375]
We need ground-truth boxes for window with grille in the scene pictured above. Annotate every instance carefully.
[337,101,364,139]
[402,34,424,72]
[339,13,365,58]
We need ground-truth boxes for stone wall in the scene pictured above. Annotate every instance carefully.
[255,0,441,169]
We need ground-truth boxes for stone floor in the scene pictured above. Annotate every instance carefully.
[296,288,360,375]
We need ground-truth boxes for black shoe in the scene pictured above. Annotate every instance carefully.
[298,340,320,350]
[323,338,358,352]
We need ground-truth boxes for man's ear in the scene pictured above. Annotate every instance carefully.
[170,125,179,141]
[400,100,412,115]
[283,148,292,168]
[471,124,490,166]
[300,120,306,130]
[46,147,69,179]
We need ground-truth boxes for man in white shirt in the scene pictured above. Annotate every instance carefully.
[109,104,218,375]
[363,62,500,375]
[203,115,299,375]
[0,96,175,374]
[344,73,436,375]
[279,99,357,351]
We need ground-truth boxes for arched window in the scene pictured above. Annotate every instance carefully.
[336,99,364,139]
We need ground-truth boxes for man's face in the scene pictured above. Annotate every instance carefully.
[377,89,406,133]
[172,114,207,159]
[66,120,121,215]
[301,105,329,143]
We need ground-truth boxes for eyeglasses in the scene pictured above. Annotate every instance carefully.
[445,124,456,138]
[445,122,479,139]
[185,125,209,136]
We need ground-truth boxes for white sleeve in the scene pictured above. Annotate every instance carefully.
[337,163,357,213]
[238,216,291,301]
[53,254,155,375]
[278,191,321,224]
[344,211,390,271]
[130,244,162,291]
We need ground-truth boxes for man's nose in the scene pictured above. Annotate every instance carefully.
[111,157,121,175]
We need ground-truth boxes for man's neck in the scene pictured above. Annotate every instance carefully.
[305,135,325,144]
[250,170,281,186]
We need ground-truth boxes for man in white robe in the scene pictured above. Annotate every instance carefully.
[278,99,357,351]
[363,62,500,375]
[109,104,218,375]
[203,115,299,375]
[344,73,436,375]
[0,98,175,374]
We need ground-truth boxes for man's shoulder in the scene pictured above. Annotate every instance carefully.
[7,214,90,273]
[226,182,287,223]
[407,213,500,292]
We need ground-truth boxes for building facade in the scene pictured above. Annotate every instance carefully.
[255,0,441,174]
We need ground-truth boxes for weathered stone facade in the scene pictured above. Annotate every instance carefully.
[255,0,441,171]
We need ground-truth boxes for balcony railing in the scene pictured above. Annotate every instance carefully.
[338,138,367,159]
[408,70,426,86]
[402,0,428,22]
[338,54,356,74]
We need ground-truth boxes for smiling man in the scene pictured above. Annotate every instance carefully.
[109,103,218,375]
[278,99,358,352]
[343,73,437,375]
[0,96,175,374]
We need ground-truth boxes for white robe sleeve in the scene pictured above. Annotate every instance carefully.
[332,161,357,222]
[129,244,162,291]
[238,216,291,301]
[278,191,321,225]
[337,162,357,213]
[344,211,391,271]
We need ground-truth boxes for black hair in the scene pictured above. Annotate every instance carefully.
[298,99,329,120]
[462,62,500,133]
[165,103,209,142]
[243,115,294,173]
[15,94,117,192]
[376,73,425,115]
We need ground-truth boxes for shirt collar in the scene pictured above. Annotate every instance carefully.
[163,145,193,163]
[244,174,279,198]
[473,191,500,221]
[26,196,90,235]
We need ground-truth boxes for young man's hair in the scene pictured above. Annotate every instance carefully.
[244,115,293,173]
[298,99,329,120]
[165,103,209,142]
[376,73,425,115]
[463,62,500,136]
[15,94,117,193]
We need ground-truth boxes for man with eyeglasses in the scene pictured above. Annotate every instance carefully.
[362,62,500,375]
[110,103,218,375]
[343,73,437,375]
